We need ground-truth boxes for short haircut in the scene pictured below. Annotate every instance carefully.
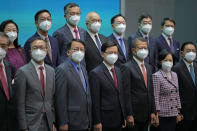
[64,3,79,14]
[131,37,147,48]
[138,13,152,24]
[111,14,126,24]
[101,41,117,52]
[157,49,174,68]
[0,32,9,45]
[181,41,196,51]
[67,39,85,50]
[34,9,51,21]
[161,17,176,26]
[30,37,47,49]
[0,19,20,48]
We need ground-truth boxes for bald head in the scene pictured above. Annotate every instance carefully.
[85,12,100,22]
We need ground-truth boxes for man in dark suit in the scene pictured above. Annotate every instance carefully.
[173,42,197,131]
[24,9,60,68]
[15,38,56,131]
[121,37,156,131]
[108,14,130,67]
[89,41,126,131]
[84,11,108,73]
[55,39,91,131]
[0,32,18,131]
[155,18,180,65]
[128,14,157,72]
[53,3,86,61]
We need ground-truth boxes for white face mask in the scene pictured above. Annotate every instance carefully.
[6,31,17,42]
[39,20,51,31]
[90,22,101,33]
[162,61,173,72]
[185,51,196,62]
[31,49,46,62]
[105,53,118,65]
[163,27,174,36]
[0,48,6,60]
[136,49,148,60]
[114,24,126,34]
[72,51,84,63]
[68,15,80,26]
[140,24,152,34]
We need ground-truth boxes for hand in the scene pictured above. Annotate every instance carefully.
[176,114,183,123]
[94,123,102,131]
[53,124,57,131]
[122,120,127,128]
[59,124,68,131]
[126,115,135,128]
[150,113,156,125]
[154,113,159,127]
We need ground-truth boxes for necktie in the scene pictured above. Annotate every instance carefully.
[77,65,87,92]
[95,35,101,52]
[189,64,196,85]
[119,38,126,58]
[144,36,149,45]
[141,63,147,88]
[168,37,175,53]
[45,37,52,61]
[111,68,118,89]
[39,66,45,95]
[74,28,79,39]
[0,64,9,100]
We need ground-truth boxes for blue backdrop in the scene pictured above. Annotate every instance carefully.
[0,0,120,46]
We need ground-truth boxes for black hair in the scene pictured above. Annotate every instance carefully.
[34,9,51,22]
[67,39,85,50]
[30,37,46,48]
[131,37,147,49]
[64,3,79,14]
[111,14,126,24]
[161,17,176,26]
[181,41,196,51]
[0,19,20,48]
[158,49,174,69]
[138,13,152,24]
[101,41,117,52]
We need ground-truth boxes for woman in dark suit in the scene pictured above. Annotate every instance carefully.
[152,49,183,131]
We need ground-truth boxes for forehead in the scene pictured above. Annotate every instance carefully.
[5,23,17,29]
[114,16,125,22]
[67,6,80,12]
[136,41,147,47]
[164,20,174,25]
[89,13,100,20]
[38,12,51,18]
[184,44,196,50]
[31,40,45,47]
[165,54,173,59]
[141,17,152,22]
[106,46,118,51]
[0,36,9,44]
[71,41,84,48]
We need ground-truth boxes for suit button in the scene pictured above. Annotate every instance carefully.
[171,91,173,93]
[171,107,173,109]
[170,99,172,101]
[176,106,178,108]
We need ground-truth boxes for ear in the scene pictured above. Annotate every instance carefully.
[137,23,141,28]
[35,21,39,27]
[101,52,105,58]
[180,51,184,57]
[66,50,70,56]
[131,48,136,55]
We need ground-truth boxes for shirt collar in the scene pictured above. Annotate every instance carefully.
[31,59,45,70]
[87,29,98,38]
[113,32,123,40]
[183,59,193,68]
[103,61,113,71]
[162,33,172,40]
[37,31,48,40]
[67,23,78,32]
[68,57,80,70]
[133,56,144,66]
[139,30,148,38]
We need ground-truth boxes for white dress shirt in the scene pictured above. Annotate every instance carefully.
[67,23,80,39]
[133,56,147,73]
[87,30,101,49]
[162,33,172,47]
[103,61,114,79]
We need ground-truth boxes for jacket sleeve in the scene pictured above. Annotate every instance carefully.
[152,73,161,112]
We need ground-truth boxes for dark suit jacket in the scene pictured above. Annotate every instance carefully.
[172,59,197,120]
[55,58,92,130]
[24,32,60,68]
[89,63,126,128]
[0,60,17,131]
[121,59,155,122]
[155,35,180,64]
[53,24,86,61]
[14,62,56,131]
[108,34,131,67]
[84,31,108,73]
[128,31,157,72]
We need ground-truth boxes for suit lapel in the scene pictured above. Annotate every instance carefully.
[78,27,85,41]
[160,70,177,88]
[160,35,171,50]
[81,65,89,94]
[64,24,74,40]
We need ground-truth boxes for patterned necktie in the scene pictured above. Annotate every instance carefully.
[95,35,101,52]
[141,63,147,88]
[189,64,196,85]
[111,68,118,89]
[74,28,79,39]
[119,38,126,58]
[39,66,45,95]
[168,37,175,53]
[77,65,87,92]
[0,64,9,100]
[45,37,52,61]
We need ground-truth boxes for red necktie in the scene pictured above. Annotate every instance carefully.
[0,64,10,100]
[141,63,147,88]
[39,66,45,95]
[111,68,118,89]
[74,28,79,39]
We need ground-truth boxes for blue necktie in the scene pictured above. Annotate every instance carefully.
[95,35,101,52]
[189,64,196,85]
[119,38,126,58]
[77,65,87,92]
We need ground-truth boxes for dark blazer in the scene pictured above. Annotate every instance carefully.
[89,63,126,128]
[84,31,108,73]
[155,35,180,64]
[128,31,157,72]
[172,59,197,120]
[24,32,61,68]
[0,60,17,131]
[55,58,92,130]
[121,59,155,122]
[14,62,55,131]
[108,34,131,67]
[53,24,86,61]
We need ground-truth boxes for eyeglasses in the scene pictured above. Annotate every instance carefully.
[71,48,85,52]
[104,52,118,55]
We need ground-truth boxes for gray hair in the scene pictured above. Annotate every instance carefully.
[131,37,147,48]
